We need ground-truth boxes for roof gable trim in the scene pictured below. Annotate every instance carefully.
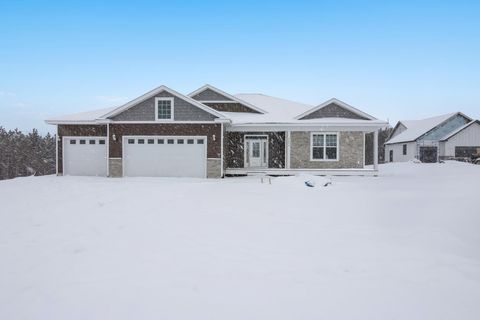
[188,84,267,114]
[440,119,480,141]
[295,98,376,120]
[102,85,227,120]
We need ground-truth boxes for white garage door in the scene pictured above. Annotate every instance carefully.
[123,136,207,178]
[63,137,107,176]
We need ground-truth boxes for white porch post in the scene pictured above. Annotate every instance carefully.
[55,124,59,175]
[373,129,379,171]
[286,130,291,169]
[106,123,110,177]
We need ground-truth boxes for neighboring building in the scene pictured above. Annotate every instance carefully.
[385,112,480,163]
[45,84,387,178]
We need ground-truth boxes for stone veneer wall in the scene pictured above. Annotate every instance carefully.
[109,158,122,177]
[207,159,222,178]
[290,131,364,169]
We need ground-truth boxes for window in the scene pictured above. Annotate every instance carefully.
[128,139,135,144]
[197,139,204,144]
[158,139,164,144]
[70,140,76,144]
[187,139,194,144]
[148,139,154,144]
[138,139,145,144]
[403,144,407,155]
[252,142,260,157]
[155,97,174,120]
[177,139,184,144]
[311,133,338,160]
[80,140,86,145]
[89,140,96,145]
[167,139,174,144]
[99,139,105,145]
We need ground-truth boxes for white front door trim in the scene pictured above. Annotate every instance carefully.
[244,134,268,168]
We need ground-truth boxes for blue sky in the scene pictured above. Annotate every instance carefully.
[1,0,479,133]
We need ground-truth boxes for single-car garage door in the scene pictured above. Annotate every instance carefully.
[123,136,207,178]
[63,137,107,176]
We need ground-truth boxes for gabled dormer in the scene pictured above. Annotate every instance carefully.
[295,98,376,120]
[189,84,266,114]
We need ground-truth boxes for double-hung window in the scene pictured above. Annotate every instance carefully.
[311,133,339,161]
[155,97,174,121]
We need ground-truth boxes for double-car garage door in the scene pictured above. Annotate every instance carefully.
[123,136,207,178]
[63,136,207,177]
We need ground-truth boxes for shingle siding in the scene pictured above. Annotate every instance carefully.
[300,103,368,120]
[110,91,217,121]
[191,88,233,101]
[204,102,260,113]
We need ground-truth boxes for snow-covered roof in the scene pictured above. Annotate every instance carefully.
[188,85,268,114]
[440,120,480,141]
[220,94,385,126]
[386,113,460,144]
[230,93,313,121]
[45,107,116,124]
[45,86,386,127]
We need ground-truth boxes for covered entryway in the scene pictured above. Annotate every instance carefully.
[419,146,438,163]
[123,136,207,177]
[244,135,268,168]
[63,137,107,176]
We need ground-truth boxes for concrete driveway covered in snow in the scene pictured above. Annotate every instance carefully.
[0,162,479,319]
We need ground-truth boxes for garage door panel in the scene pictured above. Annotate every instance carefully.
[123,136,206,177]
[64,137,107,176]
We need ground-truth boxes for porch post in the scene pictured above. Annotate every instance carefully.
[55,124,59,175]
[286,131,291,169]
[373,129,379,170]
[106,123,110,177]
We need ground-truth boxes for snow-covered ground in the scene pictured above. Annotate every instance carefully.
[1,161,479,320]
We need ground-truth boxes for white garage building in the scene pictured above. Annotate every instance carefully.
[385,112,480,162]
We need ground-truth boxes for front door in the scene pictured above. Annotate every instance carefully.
[246,137,268,168]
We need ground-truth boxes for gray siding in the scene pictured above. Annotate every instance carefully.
[191,88,233,102]
[300,103,368,120]
[290,131,364,169]
[111,91,217,121]
[204,102,260,113]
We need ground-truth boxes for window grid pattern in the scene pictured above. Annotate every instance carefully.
[312,133,338,160]
[157,99,172,120]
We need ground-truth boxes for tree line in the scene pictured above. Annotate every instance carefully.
[0,127,56,180]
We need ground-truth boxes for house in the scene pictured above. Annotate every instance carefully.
[45,84,388,178]
[385,112,480,163]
